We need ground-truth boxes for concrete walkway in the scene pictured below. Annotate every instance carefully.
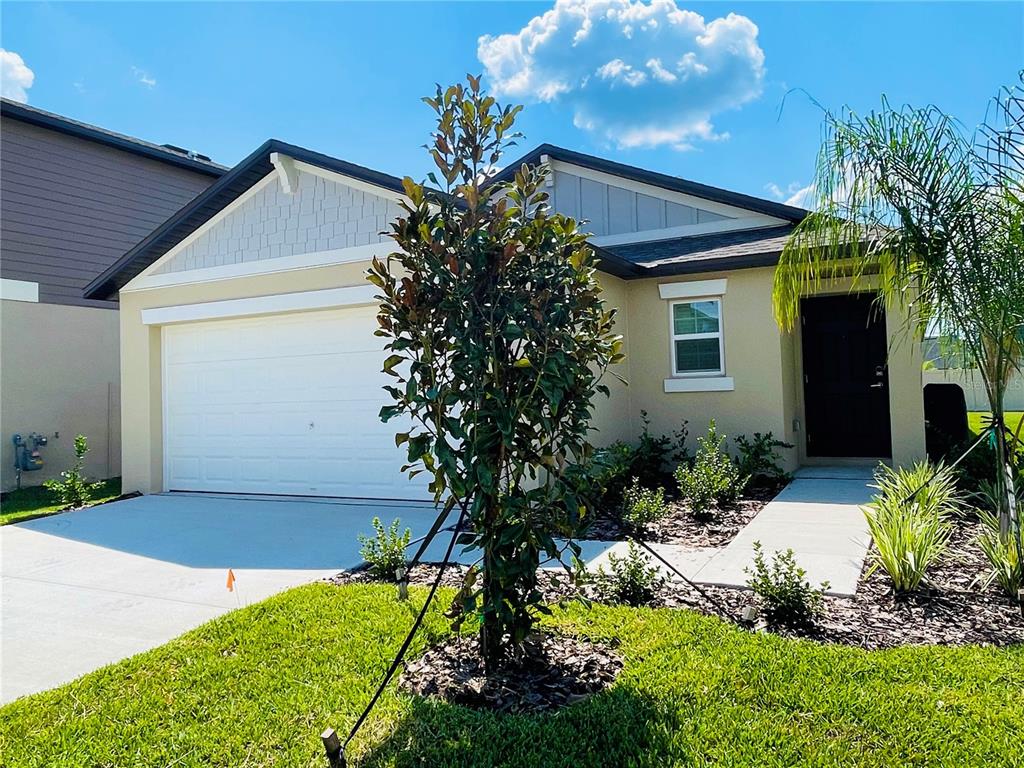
[690,467,875,596]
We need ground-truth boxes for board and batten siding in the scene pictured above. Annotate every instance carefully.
[153,172,401,275]
[0,118,217,307]
[549,170,730,237]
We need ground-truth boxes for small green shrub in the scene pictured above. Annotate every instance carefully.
[358,517,411,581]
[863,462,959,592]
[975,508,1023,598]
[734,431,793,488]
[585,412,687,508]
[621,478,668,529]
[745,542,828,628]
[593,541,664,606]
[43,434,100,509]
[674,420,745,519]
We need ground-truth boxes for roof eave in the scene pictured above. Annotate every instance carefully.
[1,99,227,177]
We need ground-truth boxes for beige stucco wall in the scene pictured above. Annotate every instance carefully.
[612,267,800,469]
[594,268,926,470]
[119,262,371,494]
[1,299,121,491]
[119,262,927,494]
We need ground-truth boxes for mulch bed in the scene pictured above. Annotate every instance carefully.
[330,513,1024,650]
[399,632,622,713]
[647,515,1024,649]
[584,483,782,547]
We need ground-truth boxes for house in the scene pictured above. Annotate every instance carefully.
[0,99,225,489]
[83,141,926,499]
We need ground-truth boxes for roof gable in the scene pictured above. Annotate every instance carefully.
[494,144,807,224]
[84,140,408,300]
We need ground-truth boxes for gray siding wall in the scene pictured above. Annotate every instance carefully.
[550,170,730,237]
[0,119,217,307]
[154,171,401,274]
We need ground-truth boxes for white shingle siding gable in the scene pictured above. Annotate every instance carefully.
[154,172,401,275]
[549,170,729,238]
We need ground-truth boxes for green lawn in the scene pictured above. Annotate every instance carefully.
[968,411,1024,439]
[1,584,1020,768]
[0,477,121,526]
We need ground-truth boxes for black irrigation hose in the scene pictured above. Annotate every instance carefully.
[898,425,995,507]
[627,534,735,619]
[339,500,468,758]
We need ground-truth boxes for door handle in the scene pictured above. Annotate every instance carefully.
[870,383,885,389]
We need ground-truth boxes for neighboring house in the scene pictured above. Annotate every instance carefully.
[0,99,225,490]
[84,141,927,500]
[921,338,1024,411]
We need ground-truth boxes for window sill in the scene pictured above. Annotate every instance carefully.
[663,376,734,393]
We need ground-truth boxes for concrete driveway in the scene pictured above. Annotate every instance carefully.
[1,493,437,703]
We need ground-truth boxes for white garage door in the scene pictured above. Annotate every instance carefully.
[162,306,430,499]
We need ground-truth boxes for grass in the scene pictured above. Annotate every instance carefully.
[0,477,121,526]
[1,583,1021,767]
[968,411,1024,440]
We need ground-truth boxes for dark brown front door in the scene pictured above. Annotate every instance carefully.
[801,294,892,458]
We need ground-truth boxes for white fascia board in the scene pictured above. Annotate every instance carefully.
[140,285,378,326]
[0,278,39,302]
[658,279,727,300]
[127,172,279,286]
[663,376,735,393]
[550,158,789,223]
[123,242,393,293]
[591,217,777,248]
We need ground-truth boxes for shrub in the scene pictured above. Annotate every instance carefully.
[586,413,687,508]
[593,542,664,606]
[745,542,828,628]
[44,434,100,509]
[863,462,959,592]
[975,508,1023,598]
[674,421,745,519]
[358,517,411,581]
[734,432,793,488]
[621,478,668,530]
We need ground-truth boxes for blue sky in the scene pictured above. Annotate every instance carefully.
[2,2,1021,205]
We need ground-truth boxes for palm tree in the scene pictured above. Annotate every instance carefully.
[772,78,1024,567]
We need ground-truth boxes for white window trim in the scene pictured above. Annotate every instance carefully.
[0,278,39,302]
[658,279,727,300]
[664,376,734,393]
[669,298,726,379]
[140,285,377,326]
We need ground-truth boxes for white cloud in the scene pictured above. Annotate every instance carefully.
[765,181,814,208]
[478,0,765,150]
[1,49,35,103]
[131,66,156,88]
[784,183,815,208]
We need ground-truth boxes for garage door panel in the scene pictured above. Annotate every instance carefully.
[163,307,428,499]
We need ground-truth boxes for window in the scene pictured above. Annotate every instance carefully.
[670,299,724,376]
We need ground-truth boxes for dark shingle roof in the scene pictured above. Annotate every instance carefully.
[84,139,806,299]
[1,98,227,176]
[601,224,796,277]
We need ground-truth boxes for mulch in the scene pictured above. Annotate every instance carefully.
[330,513,1024,650]
[329,524,1022,714]
[399,632,623,714]
[584,483,782,547]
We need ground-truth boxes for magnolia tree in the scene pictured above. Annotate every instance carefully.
[368,77,622,669]
[773,79,1024,569]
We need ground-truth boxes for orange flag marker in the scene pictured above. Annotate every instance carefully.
[226,568,236,592]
